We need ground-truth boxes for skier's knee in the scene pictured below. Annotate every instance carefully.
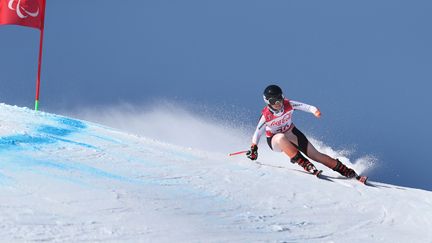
[272,133,282,141]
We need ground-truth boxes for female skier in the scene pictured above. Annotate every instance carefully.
[246,84,357,178]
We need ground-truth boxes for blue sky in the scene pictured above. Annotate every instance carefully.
[1,1,431,190]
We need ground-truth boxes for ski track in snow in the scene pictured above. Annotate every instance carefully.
[0,103,432,242]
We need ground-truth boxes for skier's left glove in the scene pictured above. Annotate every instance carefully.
[246,144,258,160]
[314,108,321,118]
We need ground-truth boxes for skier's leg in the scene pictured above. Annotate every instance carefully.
[304,141,337,168]
[270,133,298,158]
[307,144,356,178]
[284,126,335,167]
[286,127,356,177]
[271,133,317,172]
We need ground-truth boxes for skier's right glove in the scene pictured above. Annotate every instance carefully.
[246,144,258,160]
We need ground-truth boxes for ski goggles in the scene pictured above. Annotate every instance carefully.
[266,95,284,105]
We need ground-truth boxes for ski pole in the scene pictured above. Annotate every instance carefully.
[228,150,249,156]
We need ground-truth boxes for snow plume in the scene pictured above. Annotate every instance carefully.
[65,101,251,153]
[67,101,376,174]
[307,138,377,175]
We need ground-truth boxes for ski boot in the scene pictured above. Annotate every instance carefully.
[291,152,318,174]
[333,159,357,178]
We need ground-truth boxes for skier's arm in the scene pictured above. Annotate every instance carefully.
[251,115,266,146]
[247,115,265,161]
[290,100,321,118]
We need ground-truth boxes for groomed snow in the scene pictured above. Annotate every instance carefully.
[1,103,431,242]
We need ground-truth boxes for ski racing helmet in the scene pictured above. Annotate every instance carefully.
[263,85,284,105]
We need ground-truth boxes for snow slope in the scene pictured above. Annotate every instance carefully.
[1,103,432,242]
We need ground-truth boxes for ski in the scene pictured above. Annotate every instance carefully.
[254,160,369,185]
[355,175,368,184]
[312,169,323,177]
[316,172,371,186]
[311,169,335,182]
[294,168,327,180]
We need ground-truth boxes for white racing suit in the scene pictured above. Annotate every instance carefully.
[251,98,319,155]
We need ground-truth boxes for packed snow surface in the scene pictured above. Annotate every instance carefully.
[1,103,431,242]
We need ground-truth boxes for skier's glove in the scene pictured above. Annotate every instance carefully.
[314,108,321,118]
[246,144,258,160]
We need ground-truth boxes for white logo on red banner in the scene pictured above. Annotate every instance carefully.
[8,0,39,19]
